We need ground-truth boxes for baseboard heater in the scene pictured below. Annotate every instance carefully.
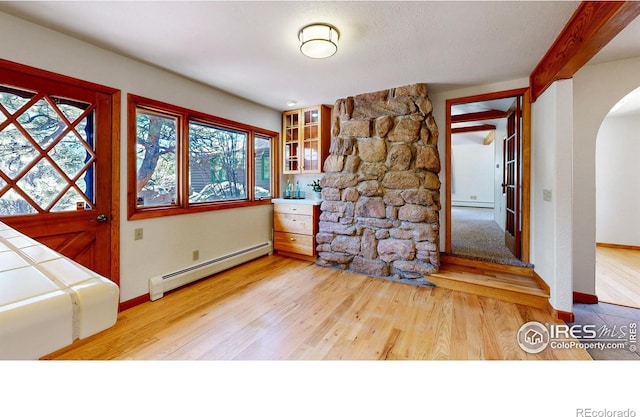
[149,241,273,301]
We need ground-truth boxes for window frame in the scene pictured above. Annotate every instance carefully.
[127,94,278,220]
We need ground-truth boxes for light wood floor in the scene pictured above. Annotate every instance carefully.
[44,254,591,360]
[596,246,640,309]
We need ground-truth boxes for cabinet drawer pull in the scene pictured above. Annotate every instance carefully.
[290,238,296,241]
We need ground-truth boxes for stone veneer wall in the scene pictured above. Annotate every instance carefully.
[317,83,441,286]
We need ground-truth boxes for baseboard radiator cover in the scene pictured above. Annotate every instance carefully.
[149,241,273,301]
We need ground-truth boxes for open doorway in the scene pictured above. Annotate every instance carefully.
[445,88,530,267]
[595,86,640,309]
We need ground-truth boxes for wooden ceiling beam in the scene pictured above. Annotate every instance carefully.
[483,130,496,145]
[451,110,507,123]
[451,124,496,134]
[530,1,640,102]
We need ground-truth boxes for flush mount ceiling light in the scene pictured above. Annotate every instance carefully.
[298,23,339,59]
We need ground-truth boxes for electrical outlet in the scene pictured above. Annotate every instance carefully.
[134,228,143,240]
[192,250,199,261]
[470,195,477,200]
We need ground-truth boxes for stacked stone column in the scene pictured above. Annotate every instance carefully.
[316,83,441,286]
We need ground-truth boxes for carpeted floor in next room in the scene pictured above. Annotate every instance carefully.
[450,206,529,267]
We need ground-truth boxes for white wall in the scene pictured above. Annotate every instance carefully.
[0,12,281,302]
[531,80,574,312]
[596,113,640,246]
[451,137,495,208]
[572,56,640,296]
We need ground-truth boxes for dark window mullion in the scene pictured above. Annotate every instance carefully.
[178,113,189,208]
[247,131,255,201]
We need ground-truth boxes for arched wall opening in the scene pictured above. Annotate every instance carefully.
[572,56,640,299]
[594,86,640,308]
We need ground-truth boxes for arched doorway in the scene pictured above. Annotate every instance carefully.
[594,86,640,309]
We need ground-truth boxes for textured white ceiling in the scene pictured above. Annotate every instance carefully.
[1,1,638,112]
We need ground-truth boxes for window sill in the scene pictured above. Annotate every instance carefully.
[128,198,273,220]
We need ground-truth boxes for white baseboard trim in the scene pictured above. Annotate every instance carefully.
[452,201,494,209]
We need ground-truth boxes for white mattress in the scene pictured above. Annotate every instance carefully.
[0,221,119,359]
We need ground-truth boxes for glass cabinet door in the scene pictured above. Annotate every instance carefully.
[282,105,328,174]
[283,111,299,173]
[302,108,320,172]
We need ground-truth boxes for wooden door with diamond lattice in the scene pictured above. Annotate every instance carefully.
[0,62,117,281]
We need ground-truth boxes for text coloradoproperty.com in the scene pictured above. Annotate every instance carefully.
[551,341,628,351]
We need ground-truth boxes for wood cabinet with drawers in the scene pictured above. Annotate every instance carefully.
[273,200,320,261]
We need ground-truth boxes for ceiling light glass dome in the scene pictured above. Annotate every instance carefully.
[298,23,339,59]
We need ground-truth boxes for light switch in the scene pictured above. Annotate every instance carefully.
[543,189,552,202]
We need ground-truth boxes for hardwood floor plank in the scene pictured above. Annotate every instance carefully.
[596,246,640,309]
[44,254,591,360]
[418,289,453,360]
[477,297,509,360]
[386,287,436,360]
[459,292,488,360]
[450,291,471,359]
[379,328,402,360]
[350,285,408,360]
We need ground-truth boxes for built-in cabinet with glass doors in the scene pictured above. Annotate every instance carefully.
[282,105,331,174]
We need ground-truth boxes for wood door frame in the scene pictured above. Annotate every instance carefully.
[445,87,531,264]
[0,59,121,286]
[109,91,121,286]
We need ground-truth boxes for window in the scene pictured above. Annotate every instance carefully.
[254,134,272,198]
[128,94,277,219]
[188,121,247,203]
[135,109,177,207]
[0,84,97,216]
